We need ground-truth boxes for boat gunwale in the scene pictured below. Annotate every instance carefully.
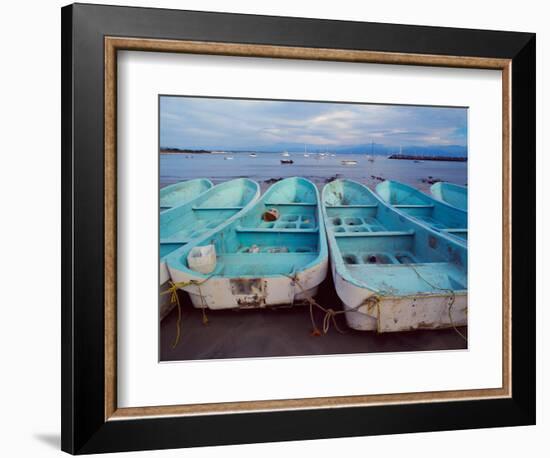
[159,177,214,209]
[375,179,468,246]
[159,178,261,267]
[430,181,468,211]
[376,179,467,216]
[335,268,467,301]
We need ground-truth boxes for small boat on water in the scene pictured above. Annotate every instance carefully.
[167,177,328,310]
[430,182,468,211]
[224,156,234,160]
[159,178,213,211]
[341,160,358,166]
[322,179,467,332]
[281,159,294,164]
[282,151,290,157]
[159,179,260,316]
[249,153,257,157]
[375,180,467,243]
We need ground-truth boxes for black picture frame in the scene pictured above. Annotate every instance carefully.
[61,3,535,454]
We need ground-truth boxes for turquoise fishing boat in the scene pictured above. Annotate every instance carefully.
[159,178,260,317]
[167,177,328,310]
[160,178,213,211]
[322,179,467,332]
[376,180,467,243]
[430,182,468,211]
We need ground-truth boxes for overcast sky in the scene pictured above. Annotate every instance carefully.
[160,96,467,150]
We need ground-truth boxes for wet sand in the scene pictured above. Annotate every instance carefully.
[160,270,467,361]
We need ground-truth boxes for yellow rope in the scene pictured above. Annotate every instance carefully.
[289,269,464,340]
[365,295,382,333]
[288,274,378,335]
[287,274,343,335]
[407,264,467,342]
[161,276,212,348]
[164,267,465,345]
[197,282,209,325]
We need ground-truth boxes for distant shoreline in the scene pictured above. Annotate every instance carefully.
[388,154,467,162]
[160,148,211,154]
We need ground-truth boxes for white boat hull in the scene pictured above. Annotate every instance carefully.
[160,260,169,285]
[331,260,467,332]
[169,259,328,310]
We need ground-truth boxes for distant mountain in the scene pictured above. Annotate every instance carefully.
[241,143,467,157]
[391,145,467,157]
[162,143,468,157]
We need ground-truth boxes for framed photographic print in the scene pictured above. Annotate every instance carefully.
[61,3,536,454]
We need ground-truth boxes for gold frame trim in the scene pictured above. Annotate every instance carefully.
[104,37,512,421]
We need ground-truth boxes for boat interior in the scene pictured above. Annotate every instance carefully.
[187,178,324,277]
[376,180,468,241]
[160,179,259,261]
[324,180,467,295]
[159,178,212,210]
[431,182,467,211]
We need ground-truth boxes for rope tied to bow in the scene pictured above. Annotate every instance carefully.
[287,274,379,336]
[161,276,212,348]
[286,274,345,335]
[406,264,467,342]
[288,268,464,340]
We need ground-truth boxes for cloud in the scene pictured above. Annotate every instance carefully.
[160,96,467,150]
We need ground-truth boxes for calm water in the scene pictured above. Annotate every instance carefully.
[160,152,467,192]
